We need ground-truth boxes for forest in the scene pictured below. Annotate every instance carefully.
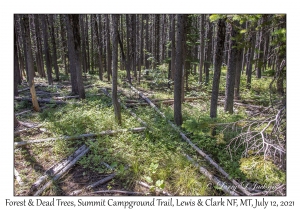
[14,14,286,196]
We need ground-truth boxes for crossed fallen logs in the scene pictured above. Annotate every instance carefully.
[14,127,146,196]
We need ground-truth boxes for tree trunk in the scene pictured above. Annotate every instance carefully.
[32,15,45,78]
[14,114,19,129]
[93,15,103,80]
[14,25,20,96]
[145,15,150,69]
[19,15,29,82]
[224,21,238,114]
[112,15,122,125]
[48,15,59,81]
[105,15,112,81]
[256,17,265,79]
[90,15,95,73]
[210,18,226,119]
[80,15,87,77]
[174,15,186,126]
[23,15,40,112]
[204,18,213,86]
[246,27,256,89]
[68,15,85,99]
[131,15,137,80]
[59,15,68,75]
[170,15,176,81]
[234,48,243,100]
[154,14,160,65]
[66,15,78,94]
[199,14,205,84]
[125,15,132,83]
[41,15,53,85]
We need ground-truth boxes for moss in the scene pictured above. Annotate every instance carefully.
[240,156,285,186]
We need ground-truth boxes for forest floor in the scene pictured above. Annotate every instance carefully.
[14,68,286,196]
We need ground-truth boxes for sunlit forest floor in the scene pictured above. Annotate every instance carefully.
[14,66,286,196]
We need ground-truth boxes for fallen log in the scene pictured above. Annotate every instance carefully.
[18,121,40,128]
[137,181,172,196]
[33,147,90,196]
[185,154,239,196]
[14,125,45,136]
[89,190,146,195]
[14,127,146,147]
[101,88,148,127]
[70,173,116,196]
[14,97,67,105]
[18,84,40,93]
[14,168,24,186]
[29,145,88,194]
[69,162,118,195]
[128,83,251,196]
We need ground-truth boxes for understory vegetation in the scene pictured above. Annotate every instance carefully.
[14,64,286,196]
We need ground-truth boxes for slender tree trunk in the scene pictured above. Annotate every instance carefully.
[90,15,95,73]
[93,15,103,80]
[171,14,176,80]
[41,15,53,85]
[106,15,112,82]
[14,25,20,96]
[199,14,205,84]
[19,15,29,82]
[125,15,132,83]
[66,15,79,95]
[224,21,238,114]
[59,15,68,75]
[154,14,160,65]
[14,114,19,129]
[23,15,40,112]
[145,15,150,69]
[85,15,90,73]
[112,15,122,125]
[131,15,137,80]
[69,15,85,99]
[204,18,212,86]
[48,15,59,81]
[246,28,256,89]
[32,15,43,77]
[234,48,243,100]
[80,15,87,77]
[174,15,187,126]
[256,17,265,79]
[138,15,144,83]
[210,18,226,119]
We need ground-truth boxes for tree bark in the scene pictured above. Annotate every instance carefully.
[19,15,29,82]
[41,15,53,85]
[48,15,60,81]
[199,14,205,84]
[170,14,176,80]
[105,15,112,81]
[224,21,238,114]
[80,15,88,77]
[210,18,226,119]
[204,18,213,86]
[174,15,186,126]
[125,15,132,83]
[59,15,68,75]
[23,15,40,112]
[14,25,20,96]
[246,26,257,89]
[33,15,45,78]
[93,15,104,80]
[112,15,122,125]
